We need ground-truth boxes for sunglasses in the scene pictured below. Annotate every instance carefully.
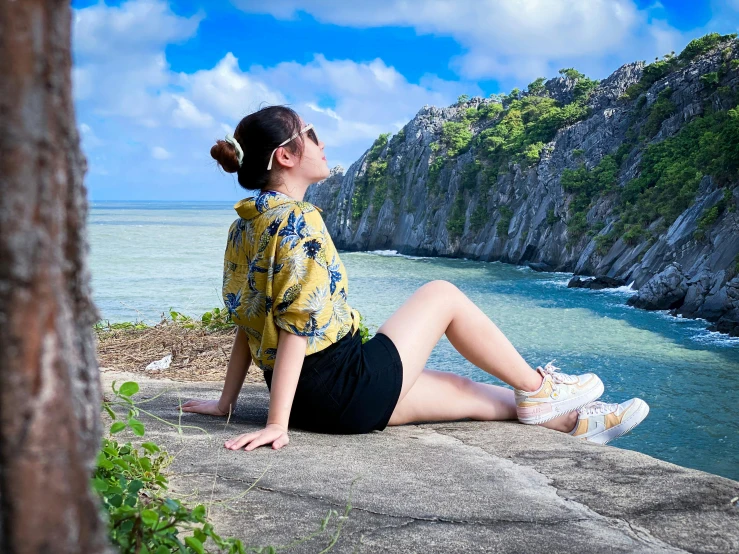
[267,123,320,170]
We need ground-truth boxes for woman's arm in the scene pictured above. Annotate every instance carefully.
[217,325,252,413]
[266,329,308,429]
[224,328,307,451]
[181,325,252,416]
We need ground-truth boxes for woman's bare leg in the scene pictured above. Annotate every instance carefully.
[387,368,577,432]
[379,280,576,431]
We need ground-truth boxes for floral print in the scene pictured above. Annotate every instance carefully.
[222,189,360,371]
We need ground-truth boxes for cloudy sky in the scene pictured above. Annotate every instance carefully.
[72,0,739,201]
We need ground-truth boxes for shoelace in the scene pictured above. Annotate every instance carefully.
[536,359,577,384]
[579,400,619,417]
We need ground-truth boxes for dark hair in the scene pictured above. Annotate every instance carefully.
[210,105,304,191]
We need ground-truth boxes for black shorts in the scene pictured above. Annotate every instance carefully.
[263,329,404,434]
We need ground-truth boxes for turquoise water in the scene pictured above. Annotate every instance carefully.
[89,201,739,480]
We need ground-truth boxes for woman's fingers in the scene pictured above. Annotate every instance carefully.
[225,431,258,450]
[181,399,204,408]
[223,429,286,451]
[272,435,289,449]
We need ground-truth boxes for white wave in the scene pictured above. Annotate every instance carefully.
[363,249,431,260]
[534,279,571,288]
[688,329,739,347]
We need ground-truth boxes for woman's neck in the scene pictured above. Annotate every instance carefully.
[264,182,307,201]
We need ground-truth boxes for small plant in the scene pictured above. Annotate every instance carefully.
[496,205,514,238]
[470,203,488,233]
[99,381,356,553]
[700,72,720,87]
[95,320,149,332]
[200,307,236,331]
[357,312,372,344]
[98,381,249,553]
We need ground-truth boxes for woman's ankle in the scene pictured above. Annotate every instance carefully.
[540,411,578,433]
[517,370,544,393]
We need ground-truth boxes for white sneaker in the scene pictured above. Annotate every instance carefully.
[515,360,604,424]
[570,398,650,444]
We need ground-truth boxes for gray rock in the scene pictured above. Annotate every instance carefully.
[105,372,739,554]
[307,37,739,336]
[568,275,627,289]
[627,262,688,310]
[527,262,553,272]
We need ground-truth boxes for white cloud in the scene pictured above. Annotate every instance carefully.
[73,0,202,60]
[171,96,214,128]
[151,146,172,160]
[73,0,470,199]
[246,53,475,159]
[233,0,687,81]
[179,53,285,120]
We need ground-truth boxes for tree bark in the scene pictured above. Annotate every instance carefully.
[0,1,109,552]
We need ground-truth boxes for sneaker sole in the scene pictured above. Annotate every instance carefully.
[585,399,650,445]
[517,377,605,425]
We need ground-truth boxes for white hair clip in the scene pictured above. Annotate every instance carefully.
[224,133,244,167]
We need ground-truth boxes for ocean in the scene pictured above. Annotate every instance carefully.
[88,201,739,480]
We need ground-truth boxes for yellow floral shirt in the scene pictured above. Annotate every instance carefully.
[222,189,360,371]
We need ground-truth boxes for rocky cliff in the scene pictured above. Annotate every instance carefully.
[306,33,739,337]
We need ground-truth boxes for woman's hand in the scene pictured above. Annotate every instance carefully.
[224,423,289,451]
[181,399,230,417]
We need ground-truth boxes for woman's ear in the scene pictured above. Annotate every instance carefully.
[275,146,296,169]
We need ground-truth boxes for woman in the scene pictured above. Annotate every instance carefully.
[182,105,649,451]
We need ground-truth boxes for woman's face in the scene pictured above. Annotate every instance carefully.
[295,119,330,183]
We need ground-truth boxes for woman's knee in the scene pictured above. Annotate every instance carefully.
[421,279,460,297]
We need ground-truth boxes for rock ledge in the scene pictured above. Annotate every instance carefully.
[104,372,739,553]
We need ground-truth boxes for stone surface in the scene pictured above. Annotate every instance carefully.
[102,372,739,554]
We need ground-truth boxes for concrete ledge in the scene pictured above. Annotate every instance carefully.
[101,372,739,553]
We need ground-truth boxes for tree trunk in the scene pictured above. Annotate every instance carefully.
[0,1,109,552]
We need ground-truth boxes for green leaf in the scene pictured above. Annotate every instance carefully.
[110,422,126,434]
[119,519,134,534]
[201,312,212,323]
[113,458,129,470]
[192,504,206,521]
[128,418,145,436]
[155,546,169,554]
[108,494,123,508]
[140,509,159,527]
[91,478,108,492]
[119,381,139,397]
[185,536,205,554]
[97,458,114,470]
[128,480,144,494]
[124,494,137,507]
[141,441,160,453]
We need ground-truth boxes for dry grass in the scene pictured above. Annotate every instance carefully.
[95,321,264,384]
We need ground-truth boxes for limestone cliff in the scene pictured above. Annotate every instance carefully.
[306,34,739,336]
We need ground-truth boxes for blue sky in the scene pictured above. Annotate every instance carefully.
[72,0,739,201]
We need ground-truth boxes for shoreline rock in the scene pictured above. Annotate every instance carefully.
[102,372,739,553]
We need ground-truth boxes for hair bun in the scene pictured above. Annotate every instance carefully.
[210,139,240,173]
